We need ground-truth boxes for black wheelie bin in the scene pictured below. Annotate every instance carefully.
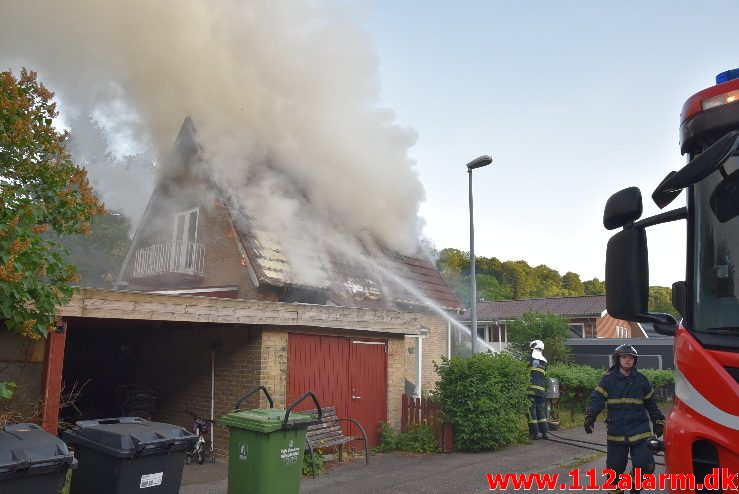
[0,423,77,494]
[61,417,196,494]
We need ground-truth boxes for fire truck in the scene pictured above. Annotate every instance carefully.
[603,69,739,489]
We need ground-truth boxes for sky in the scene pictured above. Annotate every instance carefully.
[2,1,738,289]
[361,1,739,286]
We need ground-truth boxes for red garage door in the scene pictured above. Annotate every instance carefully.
[287,334,387,447]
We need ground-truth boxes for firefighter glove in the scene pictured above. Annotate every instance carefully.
[584,415,595,434]
[653,420,664,438]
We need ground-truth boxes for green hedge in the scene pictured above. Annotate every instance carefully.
[432,353,529,452]
[547,363,674,419]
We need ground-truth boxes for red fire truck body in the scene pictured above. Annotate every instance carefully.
[604,70,739,491]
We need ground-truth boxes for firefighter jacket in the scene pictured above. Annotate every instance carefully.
[528,356,548,397]
[586,366,665,444]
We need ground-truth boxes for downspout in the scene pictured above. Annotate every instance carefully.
[416,336,423,398]
[211,348,215,452]
[408,329,429,398]
[447,318,452,358]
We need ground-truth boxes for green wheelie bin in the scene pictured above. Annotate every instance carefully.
[220,386,321,494]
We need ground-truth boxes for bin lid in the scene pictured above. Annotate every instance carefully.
[61,417,196,458]
[220,409,313,433]
[0,424,75,474]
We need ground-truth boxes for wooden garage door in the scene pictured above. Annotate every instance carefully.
[287,333,387,447]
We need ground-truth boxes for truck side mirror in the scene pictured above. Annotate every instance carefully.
[604,187,643,230]
[606,227,649,319]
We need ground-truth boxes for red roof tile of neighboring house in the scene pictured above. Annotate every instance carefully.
[460,295,607,321]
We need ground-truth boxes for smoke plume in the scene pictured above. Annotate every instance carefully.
[0,1,425,284]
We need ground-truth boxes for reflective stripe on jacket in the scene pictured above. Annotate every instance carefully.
[586,366,664,443]
[528,356,548,397]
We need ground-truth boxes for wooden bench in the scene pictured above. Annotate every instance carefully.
[304,406,368,478]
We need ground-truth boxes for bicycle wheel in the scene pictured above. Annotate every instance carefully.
[185,451,193,465]
[197,443,206,465]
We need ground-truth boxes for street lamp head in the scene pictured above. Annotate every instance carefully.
[466,155,493,170]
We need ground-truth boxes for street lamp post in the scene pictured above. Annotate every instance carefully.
[467,155,493,355]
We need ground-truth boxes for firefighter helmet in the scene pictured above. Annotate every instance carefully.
[529,340,544,351]
[613,344,638,367]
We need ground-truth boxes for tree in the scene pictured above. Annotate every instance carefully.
[45,211,131,288]
[506,312,572,364]
[649,286,678,318]
[562,271,585,296]
[0,68,104,339]
[583,278,605,295]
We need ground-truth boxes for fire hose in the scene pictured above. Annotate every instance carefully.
[546,431,665,466]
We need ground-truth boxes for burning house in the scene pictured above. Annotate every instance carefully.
[39,117,463,455]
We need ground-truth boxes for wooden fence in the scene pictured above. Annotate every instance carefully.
[401,394,454,452]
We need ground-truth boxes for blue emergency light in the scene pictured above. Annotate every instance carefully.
[716,68,739,84]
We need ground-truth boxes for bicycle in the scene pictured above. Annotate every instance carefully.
[185,411,216,465]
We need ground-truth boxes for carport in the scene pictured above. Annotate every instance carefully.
[39,288,420,455]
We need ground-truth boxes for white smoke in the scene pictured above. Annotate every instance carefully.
[0,0,425,283]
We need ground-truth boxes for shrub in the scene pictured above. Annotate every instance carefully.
[375,422,438,453]
[376,421,399,452]
[547,363,675,418]
[302,448,325,476]
[432,353,529,452]
[396,424,438,453]
[546,363,603,418]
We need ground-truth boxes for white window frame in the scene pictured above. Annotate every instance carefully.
[616,325,630,338]
[569,323,585,338]
[173,207,199,245]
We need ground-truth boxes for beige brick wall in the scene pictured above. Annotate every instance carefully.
[137,325,263,458]
[258,329,288,409]
[198,201,259,301]
[386,337,406,429]
[403,313,450,398]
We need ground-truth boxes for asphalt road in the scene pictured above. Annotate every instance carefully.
[179,425,670,493]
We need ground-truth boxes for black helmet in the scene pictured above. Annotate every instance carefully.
[612,344,638,367]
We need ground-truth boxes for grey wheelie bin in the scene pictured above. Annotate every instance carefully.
[0,423,77,494]
[61,417,196,494]
[220,386,321,494]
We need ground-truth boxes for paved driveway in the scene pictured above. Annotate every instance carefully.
[180,425,669,493]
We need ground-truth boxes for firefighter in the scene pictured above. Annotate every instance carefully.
[527,339,549,440]
[584,344,666,494]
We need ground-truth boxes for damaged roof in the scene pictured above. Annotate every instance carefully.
[179,118,462,312]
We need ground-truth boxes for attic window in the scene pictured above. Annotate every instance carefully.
[173,208,198,245]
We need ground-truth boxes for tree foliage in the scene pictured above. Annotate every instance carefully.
[0,68,104,339]
[45,211,130,288]
[649,286,679,318]
[435,248,606,306]
[506,312,572,364]
[435,247,676,317]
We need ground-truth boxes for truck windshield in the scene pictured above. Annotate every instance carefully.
[693,152,739,334]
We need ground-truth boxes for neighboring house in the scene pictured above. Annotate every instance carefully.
[567,337,675,370]
[102,117,462,451]
[458,295,648,353]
